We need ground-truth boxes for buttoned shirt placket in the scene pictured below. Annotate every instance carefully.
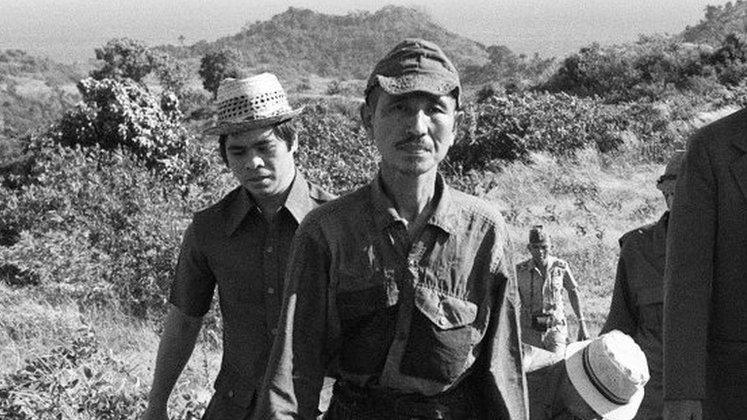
[376,218,437,390]
[262,214,282,341]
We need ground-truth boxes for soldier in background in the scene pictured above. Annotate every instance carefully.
[517,226,589,354]
[601,150,685,420]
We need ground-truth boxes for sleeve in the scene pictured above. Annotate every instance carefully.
[601,244,637,336]
[478,227,529,420]
[255,218,338,419]
[562,262,578,291]
[663,129,716,401]
[168,222,216,317]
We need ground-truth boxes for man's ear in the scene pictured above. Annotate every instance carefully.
[453,109,464,134]
[360,102,373,134]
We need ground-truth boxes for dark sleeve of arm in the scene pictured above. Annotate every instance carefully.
[663,130,716,401]
[168,222,216,317]
[256,220,335,419]
[479,229,529,420]
[601,246,637,335]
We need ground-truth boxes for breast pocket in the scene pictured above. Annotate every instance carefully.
[336,268,399,375]
[636,286,663,335]
[400,286,478,384]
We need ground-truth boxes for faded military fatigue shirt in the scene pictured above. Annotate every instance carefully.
[516,257,578,344]
[169,173,334,408]
[258,173,528,419]
[601,212,668,420]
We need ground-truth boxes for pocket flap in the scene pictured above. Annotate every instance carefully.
[414,287,477,329]
[636,285,663,306]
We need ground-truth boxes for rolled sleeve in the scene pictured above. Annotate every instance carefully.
[168,223,216,317]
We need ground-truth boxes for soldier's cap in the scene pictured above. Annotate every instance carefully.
[656,150,685,193]
[529,225,550,245]
[365,38,461,108]
[565,330,649,420]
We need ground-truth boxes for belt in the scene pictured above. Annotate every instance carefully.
[327,380,476,420]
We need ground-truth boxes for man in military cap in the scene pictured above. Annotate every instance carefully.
[517,225,589,354]
[143,73,334,420]
[256,38,527,419]
[601,150,684,420]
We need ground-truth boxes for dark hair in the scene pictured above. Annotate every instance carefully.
[218,120,297,165]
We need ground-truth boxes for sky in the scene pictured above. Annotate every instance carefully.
[0,0,731,64]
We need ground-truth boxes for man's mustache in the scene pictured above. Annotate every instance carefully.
[394,135,430,150]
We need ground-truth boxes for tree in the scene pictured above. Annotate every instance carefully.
[198,49,243,98]
[90,38,164,82]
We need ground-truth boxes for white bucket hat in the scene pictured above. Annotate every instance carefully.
[565,330,650,420]
[204,73,303,135]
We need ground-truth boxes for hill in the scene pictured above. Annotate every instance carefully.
[0,50,85,154]
[681,0,747,45]
[165,6,490,80]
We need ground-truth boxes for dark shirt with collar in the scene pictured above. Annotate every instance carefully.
[602,212,668,419]
[527,361,581,420]
[257,173,527,419]
[169,173,334,408]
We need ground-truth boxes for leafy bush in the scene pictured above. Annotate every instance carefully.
[448,92,627,170]
[0,137,229,319]
[49,77,212,185]
[293,98,378,194]
[0,325,207,419]
[198,49,243,98]
[91,38,165,83]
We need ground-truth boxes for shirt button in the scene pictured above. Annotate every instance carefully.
[267,287,275,295]
[265,246,273,254]
[227,390,234,398]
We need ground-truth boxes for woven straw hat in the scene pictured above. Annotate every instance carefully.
[565,330,650,420]
[204,73,303,135]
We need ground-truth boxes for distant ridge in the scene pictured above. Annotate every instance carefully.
[681,0,747,45]
[168,6,490,80]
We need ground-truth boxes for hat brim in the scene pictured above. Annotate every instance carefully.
[204,107,304,136]
[376,73,459,98]
[565,340,645,420]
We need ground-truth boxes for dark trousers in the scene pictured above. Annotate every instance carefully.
[325,380,480,420]
[202,392,255,420]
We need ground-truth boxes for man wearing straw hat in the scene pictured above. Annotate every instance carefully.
[601,150,685,420]
[143,73,334,420]
[517,225,590,355]
[526,330,650,420]
[256,38,527,419]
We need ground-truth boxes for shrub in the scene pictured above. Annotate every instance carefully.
[49,77,212,186]
[0,137,229,319]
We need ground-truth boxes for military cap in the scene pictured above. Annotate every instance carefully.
[529,225,550,245]
[364,38,461,108]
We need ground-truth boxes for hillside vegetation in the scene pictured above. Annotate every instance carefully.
[163,6,490,80]
[2,3,747,418]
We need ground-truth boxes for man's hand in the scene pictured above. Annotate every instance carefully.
[141,404,168,420]
[663,399,702,420]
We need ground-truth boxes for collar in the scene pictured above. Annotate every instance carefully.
[223,171,313,236]
[369,171,459,235]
